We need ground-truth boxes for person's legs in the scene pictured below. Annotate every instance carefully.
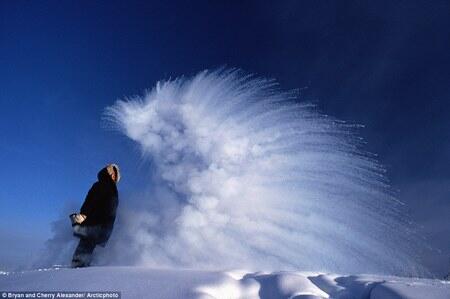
[71,238,96,267]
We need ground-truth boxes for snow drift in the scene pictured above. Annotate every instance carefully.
[1,267,449,299]
[41,69,424,275]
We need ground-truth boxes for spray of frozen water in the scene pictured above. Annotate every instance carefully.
[98,69,424,274]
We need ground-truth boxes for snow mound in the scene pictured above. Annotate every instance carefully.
[0,267,448,299]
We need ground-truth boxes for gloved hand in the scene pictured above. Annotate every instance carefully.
[70,213,87,225]
[75,214,87,224]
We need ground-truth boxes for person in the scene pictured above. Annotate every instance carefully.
[70,164,120,268]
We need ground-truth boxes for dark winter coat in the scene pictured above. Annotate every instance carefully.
[76,167,119,245]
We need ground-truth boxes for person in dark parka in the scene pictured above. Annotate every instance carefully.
[71,164,120,268]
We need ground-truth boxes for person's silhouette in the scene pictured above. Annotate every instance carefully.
[70,164,120,267]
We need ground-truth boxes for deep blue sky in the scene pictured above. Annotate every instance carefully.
[1,1,449,275]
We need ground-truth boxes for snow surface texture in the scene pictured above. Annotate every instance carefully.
[0,267,448,299]
[40,69,424,275]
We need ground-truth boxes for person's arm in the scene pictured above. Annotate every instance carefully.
[80,182,99,217]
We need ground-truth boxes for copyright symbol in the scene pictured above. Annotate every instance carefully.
[2,292,6,298]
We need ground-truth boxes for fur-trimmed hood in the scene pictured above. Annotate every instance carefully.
[97,164,120,183]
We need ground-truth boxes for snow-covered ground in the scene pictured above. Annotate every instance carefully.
[0,267,448,299]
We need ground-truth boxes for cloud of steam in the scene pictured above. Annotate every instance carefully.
[40,69,425,275]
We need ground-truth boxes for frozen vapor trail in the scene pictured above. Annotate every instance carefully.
[93,69,424,274]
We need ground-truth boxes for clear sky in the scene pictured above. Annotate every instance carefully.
[1,1,449,275]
